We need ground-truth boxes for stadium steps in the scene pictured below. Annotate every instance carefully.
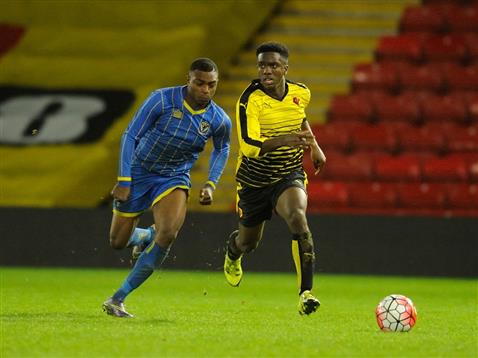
[0,0,279,208]
[189,0,417,212]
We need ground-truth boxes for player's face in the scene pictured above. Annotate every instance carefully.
[187,70,218,108]
[257,52,288,89]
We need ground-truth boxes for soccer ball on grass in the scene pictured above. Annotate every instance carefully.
[375,294,417,332]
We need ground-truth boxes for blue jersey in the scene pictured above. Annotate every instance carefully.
[117,86,231,187]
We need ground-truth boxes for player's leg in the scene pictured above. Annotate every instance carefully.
[224,222,265,286]
[275,186,320,315]
[110,214,156,250]
[105,189,188,314]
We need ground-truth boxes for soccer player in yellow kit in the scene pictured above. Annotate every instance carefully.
[223,42,326,315]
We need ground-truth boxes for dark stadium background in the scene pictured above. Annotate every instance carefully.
[1,0,477,278]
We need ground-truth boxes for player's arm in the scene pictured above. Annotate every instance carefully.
[112,91,163,201]
[237,95,313,157]
[302,119,326,175]
[199,114,232,205]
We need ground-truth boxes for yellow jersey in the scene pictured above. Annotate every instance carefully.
[235,79,311,188]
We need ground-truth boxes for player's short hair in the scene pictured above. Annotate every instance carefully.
[190,58,218,73]
[256,42,289,60]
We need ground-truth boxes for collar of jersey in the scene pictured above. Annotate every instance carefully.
[183,100,208,115]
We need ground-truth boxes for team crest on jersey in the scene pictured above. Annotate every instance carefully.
[293,97,301,106]
[172,109,183,119]
[199,121,210,134]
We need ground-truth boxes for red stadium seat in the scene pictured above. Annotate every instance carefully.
[327,94,373,122]
[449,152,478,181]
[348,182,398,208]
[400,5,446,33]
[447,184,478,209]
[376,35,424,63]
[444,64,478,92]
[423,34,468,63]
[462,92,478,122]
[320,152,374,181]
[396,124,447,153]
[421,94,468,124]
[464,33,478,63]
[446,6,478,32]
[422,155,469,181]
[375,154,422,181]
[312,122,356,152]
[398,64,445,93]
[351,63,400,94]
[371,93,421,124]
[446,125,478,152]
[350,124,398,153]
[307,181,349,210]
[397,183,447,209]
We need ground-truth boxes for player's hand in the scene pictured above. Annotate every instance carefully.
[282,130,316,149]
[111,184,131,202]
[199,185,213,205]
[310,145,326,175]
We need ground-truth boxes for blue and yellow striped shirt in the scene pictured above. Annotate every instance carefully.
[118,85,231,187]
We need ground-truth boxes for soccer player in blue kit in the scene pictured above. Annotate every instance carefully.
[102,58,231,318]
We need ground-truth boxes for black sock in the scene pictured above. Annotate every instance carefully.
[291,232,315,294]
[227,230,242,260]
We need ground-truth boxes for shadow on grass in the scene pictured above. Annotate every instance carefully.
[0,312,175,325]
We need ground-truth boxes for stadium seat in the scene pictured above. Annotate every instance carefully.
[320,151,374,181]
[423,34,468,63]
[449,152,478,181]
[420,94,468,124]
[447,184,478,209]
[350,124,398,153]
[375,154,422,182]
[371,93,421,124]
[347,182,398,208]
[400,5,446,33]
[444,64,478,92]
[422,155,469,181]
[397,183,447,209]
[396,124,447,154]
[446,125,478,152]
[312,122,356,153]
[464,92,478,122]
[446,5,478,32]
[327,94,373,122]
[351,63,400,94]
[375,35,424,63]
[398,64,445,93]
[464,33,478,63]
[307,181,349,210]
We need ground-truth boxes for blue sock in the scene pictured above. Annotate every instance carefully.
[127,226,155,248]
[112,242,168,302]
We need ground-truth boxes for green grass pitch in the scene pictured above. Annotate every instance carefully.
[1,267,476,357]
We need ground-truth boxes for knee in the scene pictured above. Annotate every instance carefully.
[109,233,126,250]
[287,208,308,232]
[155,228,178,247]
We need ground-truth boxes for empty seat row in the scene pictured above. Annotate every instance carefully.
[304,152,478,182]
[352,62,478,93]
[400,4,478,33]
[307,181,478,215]
[375,33,478,64]
[312,122,478,154]
[328,92,478,124]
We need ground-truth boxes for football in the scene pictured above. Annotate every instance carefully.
[375,294,417,332]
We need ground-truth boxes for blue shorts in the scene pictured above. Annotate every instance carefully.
[113,164,191,217]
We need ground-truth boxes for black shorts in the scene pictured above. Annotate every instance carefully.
[237,170,306,227]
